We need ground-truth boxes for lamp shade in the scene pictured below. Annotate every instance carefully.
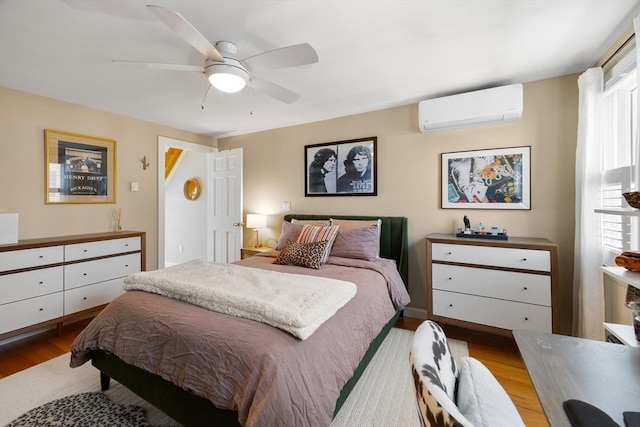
[246,214,267,229]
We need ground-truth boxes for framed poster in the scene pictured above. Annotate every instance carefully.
[441,146,530,209]
[305,137,377,196]
[44,129,117,204]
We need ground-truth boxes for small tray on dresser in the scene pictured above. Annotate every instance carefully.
[456,232,508,240]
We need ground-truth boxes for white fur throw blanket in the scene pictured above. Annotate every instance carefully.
[123,259,356,339]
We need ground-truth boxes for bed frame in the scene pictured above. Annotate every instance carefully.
[92,215,408,426]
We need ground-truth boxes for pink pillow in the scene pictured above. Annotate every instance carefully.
[296,224,340,263]
[330,225,379,261]
[275,221,304,250]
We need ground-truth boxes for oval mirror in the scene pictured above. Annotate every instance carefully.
[183,178,201,201]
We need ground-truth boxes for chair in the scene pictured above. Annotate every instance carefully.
[410,320,525,427]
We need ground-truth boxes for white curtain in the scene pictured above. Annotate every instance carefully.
[572,68,605,340]
[573,16,640,339]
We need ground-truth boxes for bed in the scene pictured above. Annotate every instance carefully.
[70,214,409,427]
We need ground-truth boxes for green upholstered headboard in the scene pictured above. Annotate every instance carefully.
[283,214,408,289]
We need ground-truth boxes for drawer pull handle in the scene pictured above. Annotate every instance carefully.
[125,264,129,267]
[524,317,529,321]
[125,244,129,246]
[39,308,43,311]
[447,252,452,255]
[38,255,43,259]
[39,281,44,285]
[83,273,88,276]
[449,304,453,307]
[83,297,87,300]
[523,286,528,290]
[521,258,527,261]
[83,249,88,252]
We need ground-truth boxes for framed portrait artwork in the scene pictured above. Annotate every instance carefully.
[305,137,377,196]
[441,146,530,209]
[44,129,117,204]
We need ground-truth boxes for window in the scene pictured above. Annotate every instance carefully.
[600,36,639,266]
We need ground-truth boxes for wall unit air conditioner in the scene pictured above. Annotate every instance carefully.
[418,83,523,133]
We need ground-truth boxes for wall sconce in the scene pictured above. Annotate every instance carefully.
[246,214,267,248]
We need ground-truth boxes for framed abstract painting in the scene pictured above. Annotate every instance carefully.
[441,146,530,209]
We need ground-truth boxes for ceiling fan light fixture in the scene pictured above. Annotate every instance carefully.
[209,71,247,93]
[207,61,249,94]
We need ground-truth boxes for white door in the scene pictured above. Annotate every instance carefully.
[208,148,243,263]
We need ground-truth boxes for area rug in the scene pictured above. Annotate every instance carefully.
[0,328,468,427]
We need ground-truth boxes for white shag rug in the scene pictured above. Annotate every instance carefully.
[0,328,468,426]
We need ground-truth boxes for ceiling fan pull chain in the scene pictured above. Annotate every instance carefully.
[249,80,253,116]
[200,74,211,110]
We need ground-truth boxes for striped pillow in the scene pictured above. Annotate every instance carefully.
[296,224,340,263]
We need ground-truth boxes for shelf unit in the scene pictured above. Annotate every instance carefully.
[594,208,640,216]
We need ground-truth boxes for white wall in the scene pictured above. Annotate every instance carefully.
[164,150,208,266]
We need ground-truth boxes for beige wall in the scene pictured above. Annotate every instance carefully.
[220,74,579,334]
[0,87,216,271]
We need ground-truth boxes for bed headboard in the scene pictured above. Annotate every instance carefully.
[283,214,408,288]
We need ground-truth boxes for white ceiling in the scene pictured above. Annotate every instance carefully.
[1,0,638,138]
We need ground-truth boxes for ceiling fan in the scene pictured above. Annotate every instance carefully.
[115,5,318,104]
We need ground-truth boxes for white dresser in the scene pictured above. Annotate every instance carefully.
[0,231,145,339]
[426,233,559,335]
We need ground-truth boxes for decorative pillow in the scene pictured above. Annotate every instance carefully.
[291,219,330,226]
[330,225,379,261]
[275,221,304,250]
[330,218,381,257]
[273,240,328,269]
[456,356,525,427]
[296,224,340,263]
[410,320,472,427]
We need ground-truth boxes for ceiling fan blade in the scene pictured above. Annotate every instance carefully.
[112,60,204,72]
[243,43,318,72]
[146,5,223,61]
[251,77,300,104]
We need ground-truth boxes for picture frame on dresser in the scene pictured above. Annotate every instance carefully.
[44,129,117,204]
[441,146,530,209]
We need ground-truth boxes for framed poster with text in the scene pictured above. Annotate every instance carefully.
[45,129,117,204]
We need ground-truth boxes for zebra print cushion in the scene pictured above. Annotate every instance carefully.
[410,320,472,427]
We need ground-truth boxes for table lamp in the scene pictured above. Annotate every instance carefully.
[246,214,267,247]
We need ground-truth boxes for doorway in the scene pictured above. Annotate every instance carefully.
[157,137,243,268]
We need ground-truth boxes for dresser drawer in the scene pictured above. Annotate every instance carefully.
[64,253,140,290]
[431,243,551,272]
[0,292,63,334]
[64,278,126,313]
[432,290,552,332]
[432,264,551,306]
[0,246,64,272]
[0,266,64,304]
[65,237,141,261]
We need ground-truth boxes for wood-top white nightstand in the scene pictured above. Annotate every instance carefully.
[240,246,273,259]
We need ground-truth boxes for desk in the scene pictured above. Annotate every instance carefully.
[513,330,640,426]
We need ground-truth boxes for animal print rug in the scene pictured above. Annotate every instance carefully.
[6,392,151,427]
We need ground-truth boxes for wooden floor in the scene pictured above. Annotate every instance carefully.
[0,316,548,426]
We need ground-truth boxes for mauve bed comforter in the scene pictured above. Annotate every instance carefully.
[70,254,410,427]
